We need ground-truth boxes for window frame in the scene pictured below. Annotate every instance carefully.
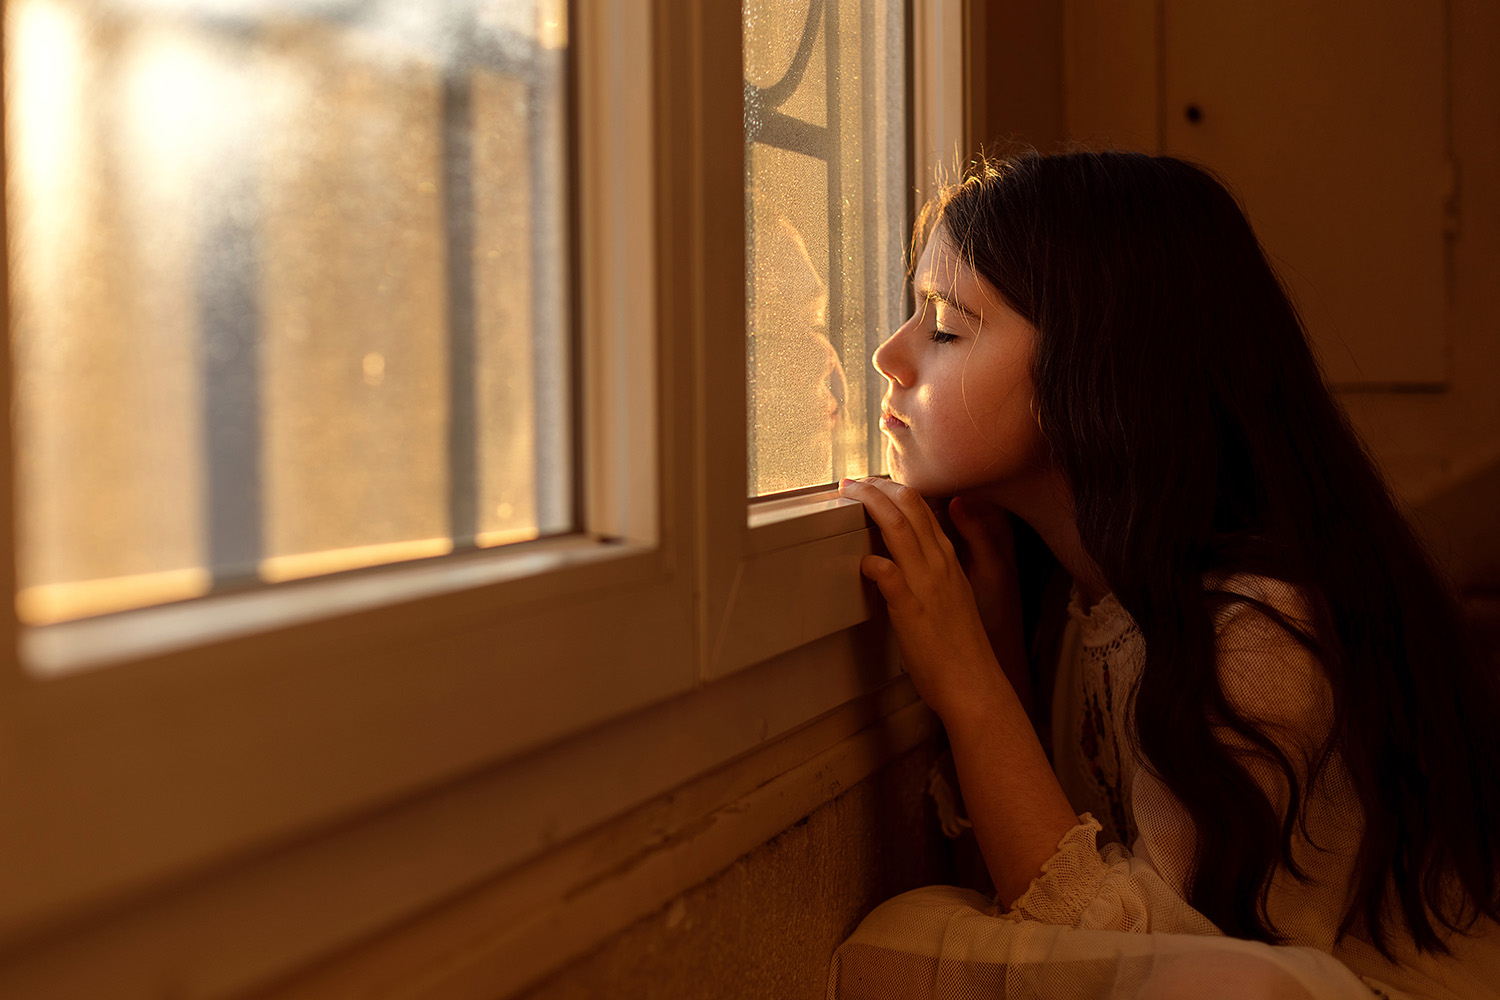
[705,0,966,684]
[0,0,968,991]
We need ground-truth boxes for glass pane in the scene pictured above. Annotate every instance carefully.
[743,0,906,497]
[6,0,571,624]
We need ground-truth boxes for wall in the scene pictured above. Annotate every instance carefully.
[1339,0,1500,513]
[516,740,957,1000]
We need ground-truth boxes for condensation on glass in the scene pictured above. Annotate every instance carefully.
[6,0,570,625]
[743,0,906,497]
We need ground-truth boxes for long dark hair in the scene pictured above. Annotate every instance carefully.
[932,150,1500,955]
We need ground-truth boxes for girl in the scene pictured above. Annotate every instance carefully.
[831,151,1500,999]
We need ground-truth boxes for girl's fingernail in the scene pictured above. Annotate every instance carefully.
[839,478,853,487]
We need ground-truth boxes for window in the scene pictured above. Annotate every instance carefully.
[6,0,572,625]
[0,0,675,946]
[0,1,967,992]
[743,0,907,496]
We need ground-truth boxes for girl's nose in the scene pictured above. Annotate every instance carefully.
[872,324,913,388]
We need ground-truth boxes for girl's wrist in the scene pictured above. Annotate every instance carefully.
[932,669,1022,736]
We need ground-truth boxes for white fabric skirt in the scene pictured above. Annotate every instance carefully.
[827,885,1398,1000]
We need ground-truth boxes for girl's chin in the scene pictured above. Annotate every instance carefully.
[885,449,962,496]
[884,467,951,497]
[889,464,1006,500]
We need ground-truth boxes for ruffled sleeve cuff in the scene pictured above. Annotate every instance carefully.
[998,813,1109,926]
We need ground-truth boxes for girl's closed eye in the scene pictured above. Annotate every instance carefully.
[930,329,960,344]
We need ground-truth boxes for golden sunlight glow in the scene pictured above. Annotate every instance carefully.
[535,0,567,49]
[118,22,231,195]
[17,569,213,625]
[8,0,85,277]
[259,538,455,584]
[475,526,541,548]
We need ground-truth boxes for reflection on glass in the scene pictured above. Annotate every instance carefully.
[743,0,906,497]
[6,0,570,624]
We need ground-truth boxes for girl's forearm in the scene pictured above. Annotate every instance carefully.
[942,671,1080,908]
[991,631,1035,725]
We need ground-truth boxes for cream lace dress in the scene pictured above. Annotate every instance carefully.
[827,574,1500,999]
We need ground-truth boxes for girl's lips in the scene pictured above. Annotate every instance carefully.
[880,412,909,432]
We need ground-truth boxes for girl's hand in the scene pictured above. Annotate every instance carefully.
[839,477,1017,723]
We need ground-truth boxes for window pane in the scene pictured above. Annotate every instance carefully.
[743,0,906,497]
[6,0,571,624]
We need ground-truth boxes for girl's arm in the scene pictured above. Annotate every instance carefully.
[939,665,1082,905]
[839,477,1078,906]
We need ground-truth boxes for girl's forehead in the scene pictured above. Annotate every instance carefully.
[915,230,968,284]
[914,229,993,306]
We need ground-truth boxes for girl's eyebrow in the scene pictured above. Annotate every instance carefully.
[916,286,984,326]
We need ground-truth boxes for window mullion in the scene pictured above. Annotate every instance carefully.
[653,1,749,681]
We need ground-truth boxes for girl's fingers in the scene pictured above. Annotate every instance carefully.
[847,477,947,550]
[860,554,917,614]
[839,477,944,567]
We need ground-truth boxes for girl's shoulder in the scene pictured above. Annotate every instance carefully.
[1200,570,1331,734]
[1202,569,1317,635]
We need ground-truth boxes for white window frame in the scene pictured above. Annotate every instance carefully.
[0,1,966,995]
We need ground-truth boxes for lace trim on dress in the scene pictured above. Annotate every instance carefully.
[1000,813,1108,926]
[1065,588,1137,648]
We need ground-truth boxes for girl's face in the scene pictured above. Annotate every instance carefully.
[872,227,1047,497]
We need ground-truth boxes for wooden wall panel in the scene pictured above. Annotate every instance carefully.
[1063,0,1160,149]
[1162,0,1449,386]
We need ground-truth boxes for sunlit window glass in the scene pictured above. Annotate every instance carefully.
[743,0,906,497]
[6,0,570,624]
